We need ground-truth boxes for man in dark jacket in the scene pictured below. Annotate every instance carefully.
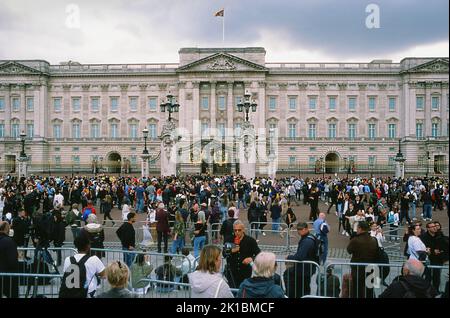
[11,209,30,249]
[0,221,19,298]
[226,220,260,289]
[347,221,379,298]
[421,222,448,292]
[116,212,136,267]
[379,259,438,298]
[287,222,319,297]
[155,203,170,253]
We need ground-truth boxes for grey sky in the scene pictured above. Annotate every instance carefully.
[0,0,448,64]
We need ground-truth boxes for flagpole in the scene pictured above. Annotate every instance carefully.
[222,12,225,45]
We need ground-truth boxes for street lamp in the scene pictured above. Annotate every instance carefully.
[142,128,149,154]
[319,156,325,179]
[20,131,27,158]
[160,93,180,121]
[237,90,257,122]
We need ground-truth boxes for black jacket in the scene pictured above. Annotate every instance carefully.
[11,216,30,247]
[220,219,235,243]
[347,232,379,263]
[229,234,260,286]
[420,231,448,265]
[116,222,135,248]
[0,233,18,272]
[51,221,66,247]
[379,275,438,298]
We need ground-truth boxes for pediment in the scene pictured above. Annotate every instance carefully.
[0,61,43,75]
[177,53,267,73]
[405,58,449,73]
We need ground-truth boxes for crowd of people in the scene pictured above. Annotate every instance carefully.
[0,172,448,299]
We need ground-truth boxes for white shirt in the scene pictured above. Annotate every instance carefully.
[53,193,64,208]
[178,253,196,275]
[122,204,130,221]
[408,236,427,260]
[63,253,105,294]
[370,230,385,248]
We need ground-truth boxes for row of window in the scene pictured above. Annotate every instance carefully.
[268,95,445,112]
[0,97,35,112]
[0,121,443,139]
[0,95,446,113]
[288,155,395,167]
[56,155,139,168]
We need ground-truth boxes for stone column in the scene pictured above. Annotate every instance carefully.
[238,121,256,179]
[358,83,367,136]
[160,120,178,176]
[210,81,217,134]
[4,84,11,137]
[62,84,71,138]
[139,83,148,132]
[177,81,187,131]
[424,82,432,136]
[100,84,109,136]
[81,84,90,138]
[226,81,234,131]
[19,84,26,133]
[278,83,288,138]
[440,82,448,136]
[141,153,150,178]
[120,84,129,137]
[338,83,347,136]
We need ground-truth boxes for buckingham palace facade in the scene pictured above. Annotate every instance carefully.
[0,47,448,176]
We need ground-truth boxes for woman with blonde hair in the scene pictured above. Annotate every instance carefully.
[98,261,137,298]
[188,245,233,298]
[237,252,285,298]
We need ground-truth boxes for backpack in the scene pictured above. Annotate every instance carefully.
[82,208,93,221]
[306,234,321,265]
[59,254,90,298]
[399,280,435,298]
[387,213,394,223]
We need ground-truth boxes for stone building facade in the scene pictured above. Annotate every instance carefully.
[0,47,448,176]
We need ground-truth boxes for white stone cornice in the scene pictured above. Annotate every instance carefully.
[378,83,387,90]
[120,84,129,91]
[357,83,367,90]
[338,83,347,90]
[82,84,90,92]
[298,82,308,90]
[139,83,148,90]
[62,84,71,91]
[158,83,168,90]
[100,84,109,91]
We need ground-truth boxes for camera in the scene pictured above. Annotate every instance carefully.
[223,242,236,258]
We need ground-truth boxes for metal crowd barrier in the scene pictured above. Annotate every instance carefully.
[133,279,191,298]
[0,272,62,298]
[322,261,449,298]
[248,222,290,252]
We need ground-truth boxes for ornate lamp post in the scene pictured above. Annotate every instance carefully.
[141,128,150,178]
[17,131,29,178]
[237,90,257,122]
[394,139,406,179]
[160,93,180,122]
[236,90,258,180]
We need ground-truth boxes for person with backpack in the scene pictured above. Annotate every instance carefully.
[59,232,105,298]
[379,259,438,298]
[80,214,105,259]
[313,212,329,265]
[288,222,320,297]
[51,210,66,266]
[66,203,83,241]
[81,200,97,223]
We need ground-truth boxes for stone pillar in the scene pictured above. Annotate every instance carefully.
[238,121,256,179]
[160,120,178,176]
[4,84,11,137]
[227,82,234,131]
[19,84,27,133]
[17,156,29,178]
[425,82,432,136]
[120,84,129,137]
[440,82,448,136]
[81,84,90,138]
[210,81,217,133]
[62,84,71,138]
[100,84,109,136]
[141,153,150,178]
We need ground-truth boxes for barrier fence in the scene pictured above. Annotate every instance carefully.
[1,258,448,298]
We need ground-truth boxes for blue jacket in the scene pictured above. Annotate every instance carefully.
[313,219,329,240]
[238,277,285,298]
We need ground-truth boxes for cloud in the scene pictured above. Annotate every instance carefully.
[0,0,448,63]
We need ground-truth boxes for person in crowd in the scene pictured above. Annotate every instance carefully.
[408,223,428,261]
[51,210,66,266]
[226,220,261,289]
[220,209,236,244]
[116,212,137,267]
[270,198,282,233]
[308,187,320,221]
[287,222,319,297]
[130,253,154,295]
[316,266,341,298]
[193,211,207,258]
[122,197,132,222]
[178,247,196,280]
[237,252,285,298]
[98,261,137,298]
[155,202,170,254]
[313,212,330,265]
[80,214,105,259]
[346,221,379,298]
[154,255,182,291]
[65,203,83,241]
[189,245,234,298]
[171,211,185,254]
[102,194,115,226]
[0,221,19,298]
[369,222,385,248]
[379,259,438,298]
[62,232,105,298]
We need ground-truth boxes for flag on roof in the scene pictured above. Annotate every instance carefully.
[214,8,224,17]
